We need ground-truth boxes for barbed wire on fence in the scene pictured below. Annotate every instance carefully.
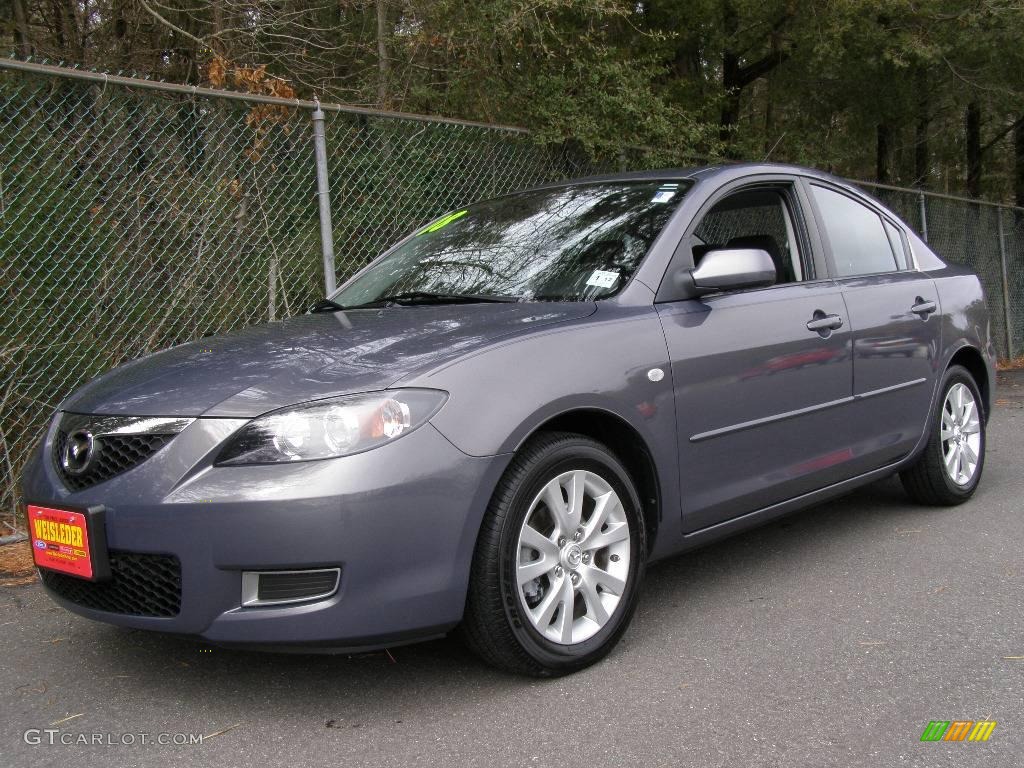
[2,58,1022,534]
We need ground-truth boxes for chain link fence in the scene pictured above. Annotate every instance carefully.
[0,59,618,534]
[2,59,1023,534]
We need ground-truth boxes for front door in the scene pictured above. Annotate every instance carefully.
[658,183,858,533]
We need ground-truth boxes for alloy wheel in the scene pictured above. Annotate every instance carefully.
[515,469,631,645]
[940,382,982,486]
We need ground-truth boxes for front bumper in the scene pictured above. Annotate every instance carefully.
[21,416,507,650]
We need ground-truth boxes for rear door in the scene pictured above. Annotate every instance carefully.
[804,181,940,467]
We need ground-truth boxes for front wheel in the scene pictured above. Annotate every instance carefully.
[900,365,986,506]
[462,432,646,676]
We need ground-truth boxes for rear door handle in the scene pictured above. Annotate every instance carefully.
[806,312,844,333]
[911,298,937,317]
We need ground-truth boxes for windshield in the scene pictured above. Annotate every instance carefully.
[330,180,691,306]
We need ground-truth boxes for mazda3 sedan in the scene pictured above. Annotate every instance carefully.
[22,163,994,676]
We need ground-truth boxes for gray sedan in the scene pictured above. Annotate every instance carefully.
[21,163,994,676]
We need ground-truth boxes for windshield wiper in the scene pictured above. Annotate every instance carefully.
[346,291,521,309]
[309,298,347,313]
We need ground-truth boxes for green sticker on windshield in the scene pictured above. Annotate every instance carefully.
[419,209,468,235]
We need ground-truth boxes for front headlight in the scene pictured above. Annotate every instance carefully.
[215,389,448,465]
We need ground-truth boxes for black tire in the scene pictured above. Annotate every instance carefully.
[900,365,986,506]
[461,431,646,677]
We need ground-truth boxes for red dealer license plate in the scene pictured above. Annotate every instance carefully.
[28,504,109,581]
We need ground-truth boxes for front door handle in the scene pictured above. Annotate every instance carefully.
[911,298,937,317]
[806,312,844,333]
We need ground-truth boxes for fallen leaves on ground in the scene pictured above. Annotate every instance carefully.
[0,541,37,587]
[996,356,1024,371]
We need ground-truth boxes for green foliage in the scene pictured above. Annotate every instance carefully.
[4,0,1024,194]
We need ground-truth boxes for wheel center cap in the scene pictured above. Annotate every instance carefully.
[561,544,583,570]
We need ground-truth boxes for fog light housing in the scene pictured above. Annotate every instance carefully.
[241,568,341,607]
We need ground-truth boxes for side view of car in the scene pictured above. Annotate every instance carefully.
[22,163,994,676]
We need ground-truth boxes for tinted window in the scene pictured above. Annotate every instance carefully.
[811,185,898,277]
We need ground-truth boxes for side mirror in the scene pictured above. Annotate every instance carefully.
[691,248,776,294]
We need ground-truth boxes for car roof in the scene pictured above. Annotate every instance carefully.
[546,162,854,187]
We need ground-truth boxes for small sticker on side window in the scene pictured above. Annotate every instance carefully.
[586,270,620,289]
[651,183,680,204]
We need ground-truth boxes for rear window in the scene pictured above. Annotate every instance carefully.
[811,185,898,277]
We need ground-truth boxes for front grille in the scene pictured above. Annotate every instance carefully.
[51,413,192,492]
[54,431,172,491]
[40,552,182,617]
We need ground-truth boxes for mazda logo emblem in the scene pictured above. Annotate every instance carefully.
[565,544,583,568]
[62,430,97,476]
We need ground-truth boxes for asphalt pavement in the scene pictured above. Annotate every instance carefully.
[2,381,1022,768]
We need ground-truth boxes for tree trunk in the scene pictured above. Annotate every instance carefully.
[719,66,742,145]
[876,123,891,184]
[376,0,390,108]
[670,34,701,80]
[763,74,775,155]
[718,0,790,152]
[211,0,228,56]
[112,0,132,70]
[719,0,741,145]
[966,101,982,198]
[12,0,32,59]
[1014,117,1024,208]
[914,69,929,187]
[171,10,201,84]
[59,0,82,61]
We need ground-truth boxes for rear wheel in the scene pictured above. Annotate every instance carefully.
[900,365,985,506]
[462,432,645,676]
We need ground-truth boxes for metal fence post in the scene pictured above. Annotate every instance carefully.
[918,190,928,242]
[311,102,337,295]
[997,206,1014,359]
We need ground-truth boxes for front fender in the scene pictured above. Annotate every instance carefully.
[401,306,683,554]
[409,308,674,457]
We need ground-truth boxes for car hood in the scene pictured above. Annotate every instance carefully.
[61,302,596,418]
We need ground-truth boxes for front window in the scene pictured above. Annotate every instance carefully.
[332,181,690,306]
[690,187,805,284]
